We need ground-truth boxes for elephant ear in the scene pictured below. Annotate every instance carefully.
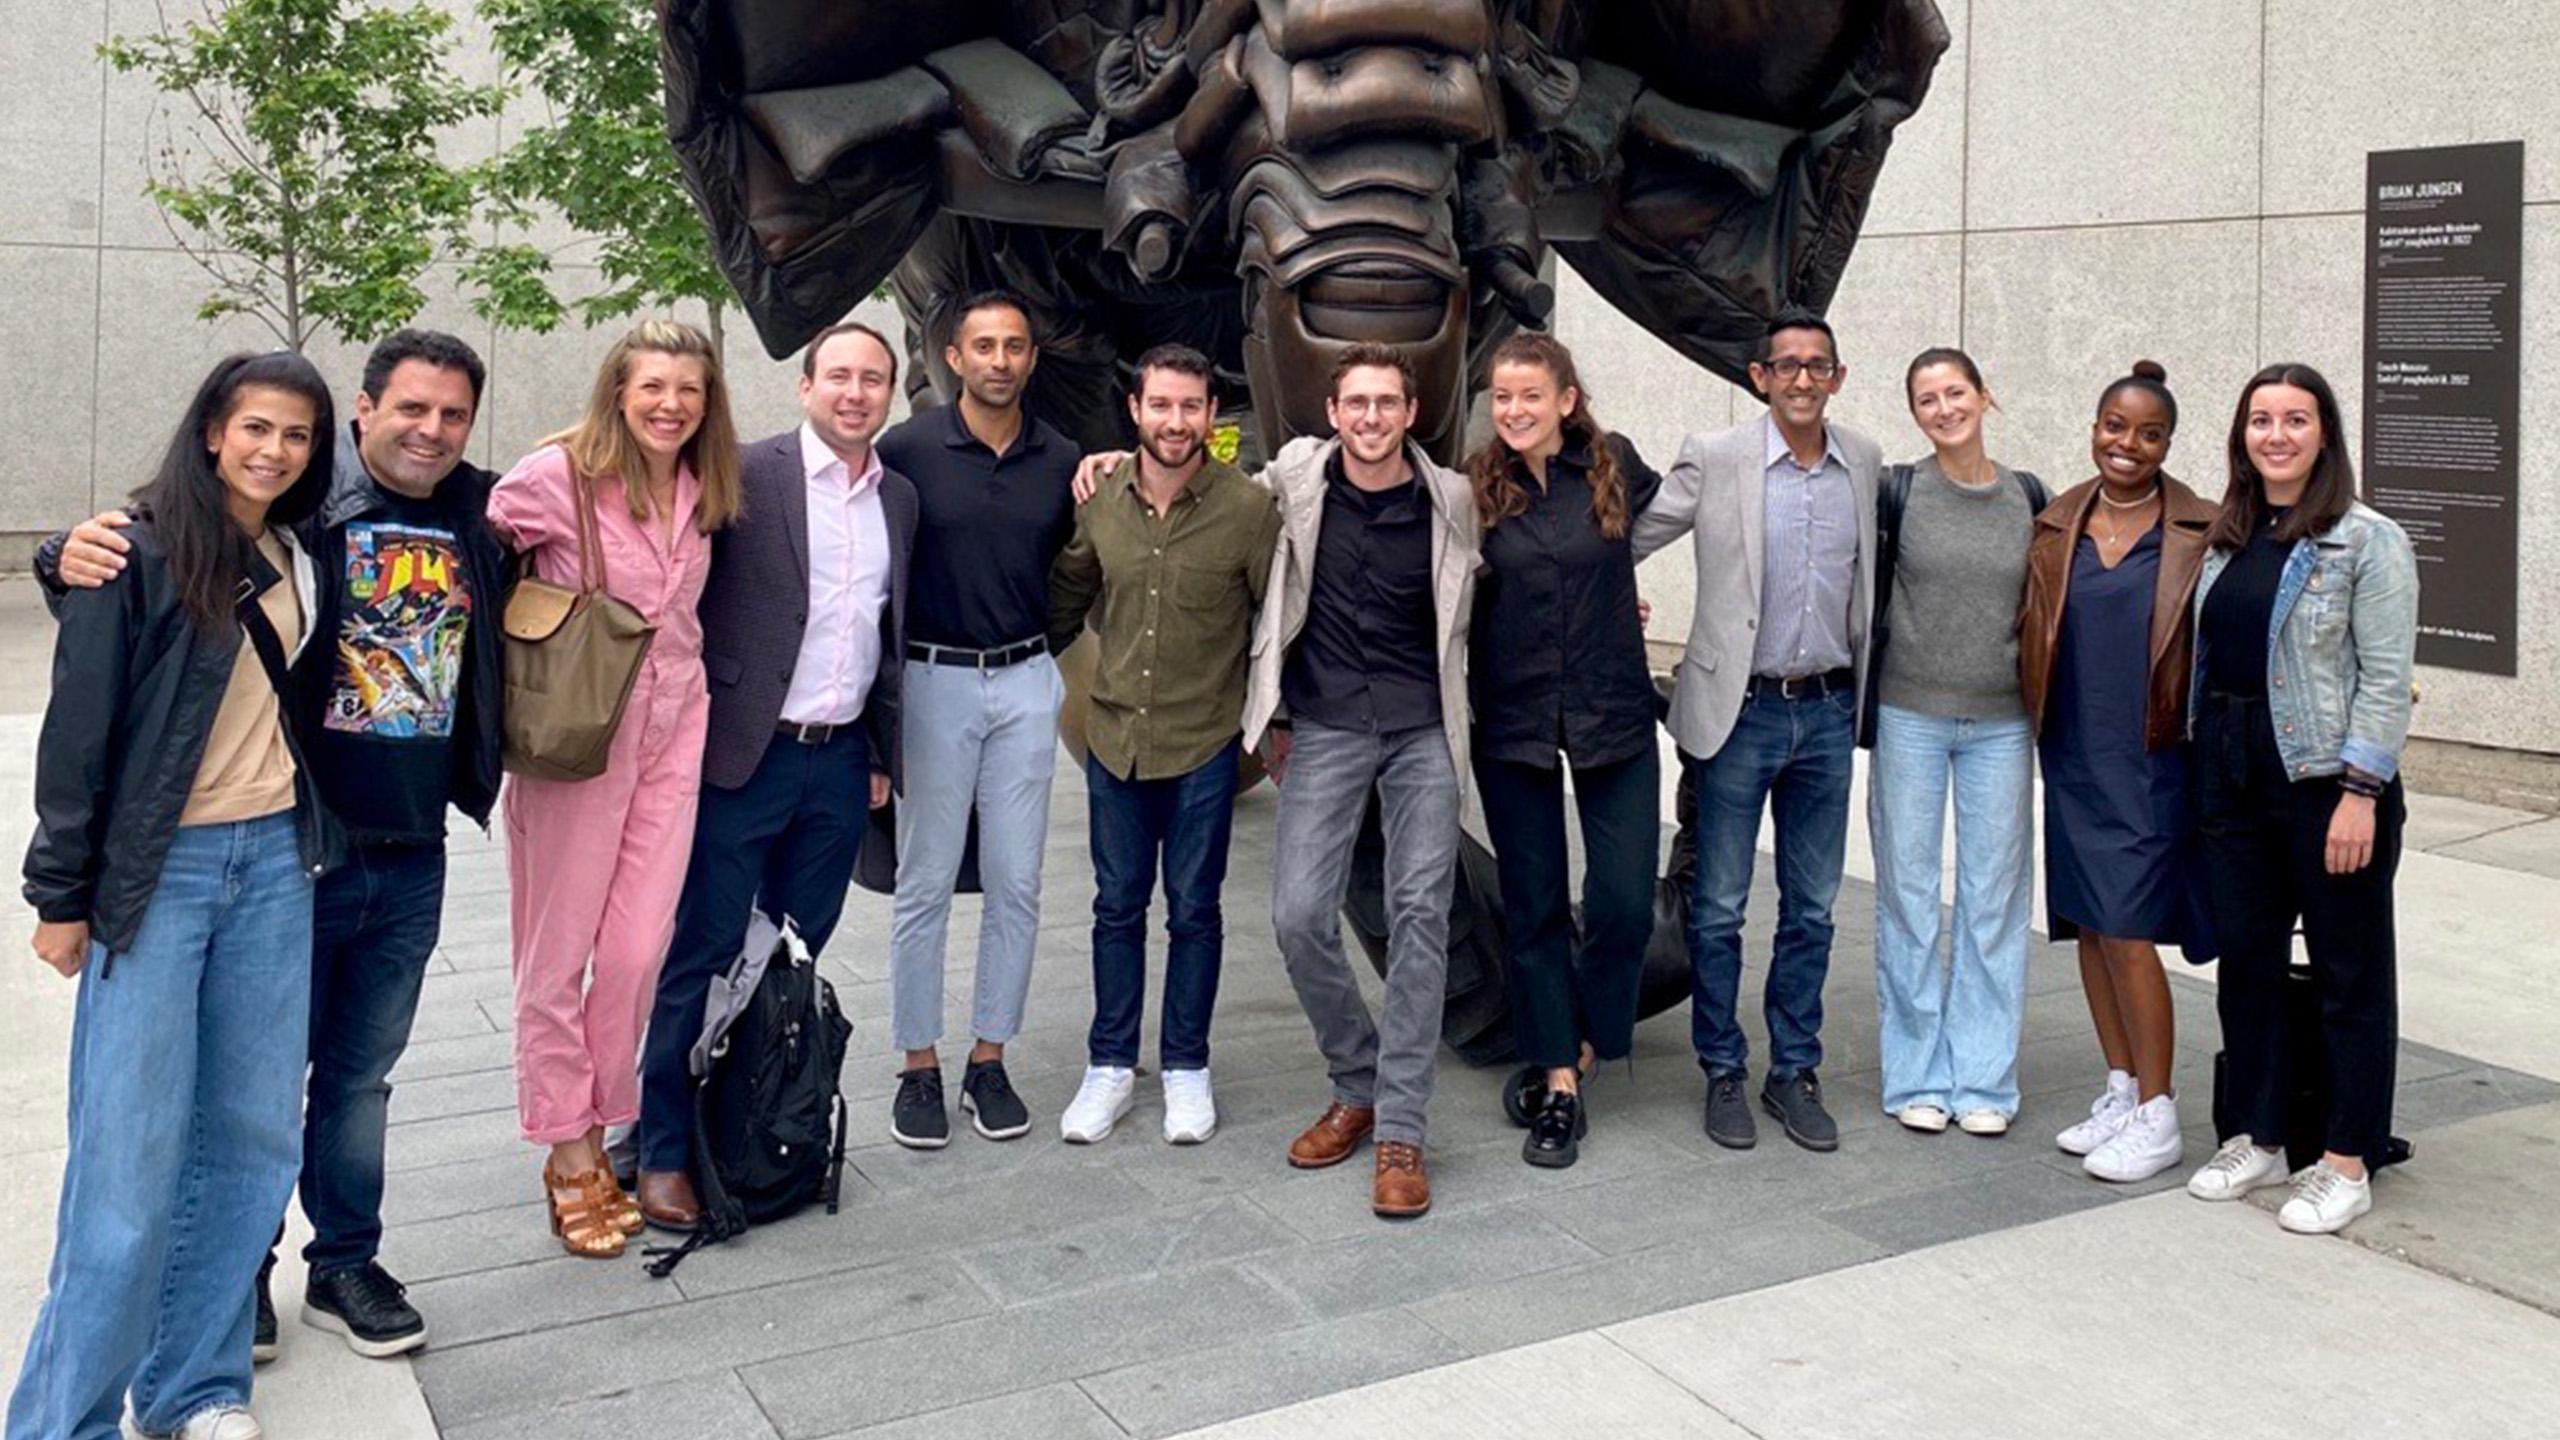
[662,0,1107,361]
[1545,0,1951,389]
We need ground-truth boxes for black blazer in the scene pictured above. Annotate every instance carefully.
[699,429,918,792]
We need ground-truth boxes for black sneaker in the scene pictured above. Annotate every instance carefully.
[1761,1070,1840,1153]
[1523,1088,1587,1169]
[253,1254,279,1364]
[891,1066,949,1149]
[960,1058,1031,1140]
[1704,1071,1758,1150]
[303,1261,428,1358]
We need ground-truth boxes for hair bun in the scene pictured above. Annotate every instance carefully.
[2131,359,2168,383]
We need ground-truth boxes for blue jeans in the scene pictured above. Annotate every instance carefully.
[300,841,445,1273]
[642,721,871,1172]
[1686,688,1855,1079]
[1867,705,2034,1116]
[1087,742,1241,1071]
[9,816,313,1440]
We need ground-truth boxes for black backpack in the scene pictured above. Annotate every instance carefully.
[646,913,852,1277]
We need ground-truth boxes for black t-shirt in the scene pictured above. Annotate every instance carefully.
[310,485,478,842]
[2202,507,2292,699]
[877,405,1077,650]
[1281,452,1441,734]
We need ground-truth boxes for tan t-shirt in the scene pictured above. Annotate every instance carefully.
[181,530,304,825]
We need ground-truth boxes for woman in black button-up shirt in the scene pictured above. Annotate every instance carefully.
[1465,333,1666,1169]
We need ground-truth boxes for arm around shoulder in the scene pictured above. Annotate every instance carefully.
[484,445,579,553]
[1630,432,1709,561]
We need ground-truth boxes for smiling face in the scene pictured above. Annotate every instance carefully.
[800,327,896,456]
[621,350,709,465]
[2090,386,2174,489]
[1129,364,1212,472]
[1489,359,1576,463]
[1326,364,1415,468]
[354,360,477,497]
[2243,381,2322,492]
[1907,361,1985,454]
[207,385,319,529]
[945,303,1036,413]
[1749,325,1844,433]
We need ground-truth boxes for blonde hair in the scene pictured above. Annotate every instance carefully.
[543,318,741,532]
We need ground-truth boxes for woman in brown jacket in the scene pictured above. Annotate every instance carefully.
[2019,361,2217,1186]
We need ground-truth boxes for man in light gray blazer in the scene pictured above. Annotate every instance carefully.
[1632,312,1881,1156]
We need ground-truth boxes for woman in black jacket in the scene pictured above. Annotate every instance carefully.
[1465,332,1664,1169]
[14,352,339,1440]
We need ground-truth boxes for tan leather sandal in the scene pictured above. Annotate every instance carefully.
[543,1164,627,1259]
[599,1169,644,1237]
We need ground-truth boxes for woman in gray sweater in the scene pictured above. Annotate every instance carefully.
[1864,348,2047,1136]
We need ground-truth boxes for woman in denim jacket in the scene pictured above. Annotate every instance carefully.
[2180,363,2417,1235]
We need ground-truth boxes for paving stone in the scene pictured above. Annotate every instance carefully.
[388,1109,521,1173]
[415,1255,990,1430]
[383,1153,553,1227]
[387,1066,518,1125]
[1817,1153,2118,1253]
[954,1194,1301,1306]
[1406,1211,1891,1356]
[1239,1205,1600,1321]
[1080,1306,1467,1438]
[1245,1126,1709,1245]
[405,1252,684,1348]
[379,1201,572,1284]
[390,1030,519,1085]
[2390,1066,2560,1133]
[813,1384,1127,1440]
[440,1370,779,1440]
[740,1263,1303,1437]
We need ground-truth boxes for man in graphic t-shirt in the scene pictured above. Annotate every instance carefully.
[45,330,508,1363]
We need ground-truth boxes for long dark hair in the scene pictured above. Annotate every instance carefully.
[133,352,335,631]
[2211,363,2355,551]
[1467,332,1627,539]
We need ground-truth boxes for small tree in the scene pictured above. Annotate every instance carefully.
[468,0,732,349]
[102,0,501,351]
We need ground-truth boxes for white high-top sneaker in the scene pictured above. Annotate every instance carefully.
[1059,1065,1136,1144]
[2187,1135,2292,1201]
[2055,1071,2139,1156]
[1162,1067,1217,1144]
[2084,1093,2183,1182]
[2278,1160,2373,1234]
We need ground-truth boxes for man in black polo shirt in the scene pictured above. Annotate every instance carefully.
[877,291,1079,1149]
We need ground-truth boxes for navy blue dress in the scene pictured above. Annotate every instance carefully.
[2040,530,2203,945]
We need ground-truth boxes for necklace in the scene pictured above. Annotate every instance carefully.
[2099,484,2160,509]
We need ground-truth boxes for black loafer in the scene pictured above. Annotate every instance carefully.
[1704,1071,1758,1150]
[1523,1089,1587,1169]
[1761,1071,1840,1153]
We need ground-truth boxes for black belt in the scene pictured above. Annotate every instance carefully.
[906,635,1048,669]
[777,718,857,745]
[1746,667,1854,700]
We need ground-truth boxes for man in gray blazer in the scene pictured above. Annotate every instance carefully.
[633,321,919,1228]
[1632,312,1880,1155]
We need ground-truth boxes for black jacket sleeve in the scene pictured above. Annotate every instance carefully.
[31,530,70,616]
[24,576,139,925]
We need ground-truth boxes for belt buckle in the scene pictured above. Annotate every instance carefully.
[1777,675,1807,700]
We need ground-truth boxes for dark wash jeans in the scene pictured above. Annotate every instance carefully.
[1086,741,1241,1070]
[299,839,447,1274]
[641,721,871,1173]
[1686,686,1856,1079]
[1474,747,1660,1069]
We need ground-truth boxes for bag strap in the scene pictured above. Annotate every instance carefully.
[642,1079,747,1279]
[2015,468,2052,514]
[571,468,609,597]
[234,564,297,699]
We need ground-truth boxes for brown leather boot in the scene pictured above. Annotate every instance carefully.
[1287,1102,1376,1169]
[1372,1141,1431,1218]
[637,1168,703,1233]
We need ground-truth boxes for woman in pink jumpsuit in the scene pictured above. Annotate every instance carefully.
[487,319,740,1258]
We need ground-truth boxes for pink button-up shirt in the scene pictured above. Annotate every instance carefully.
[781,423,892,726]
[486,444,711,669]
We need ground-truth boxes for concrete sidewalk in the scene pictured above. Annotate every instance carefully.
[0,570,2555,1438]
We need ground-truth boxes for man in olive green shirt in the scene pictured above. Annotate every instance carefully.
[1048,344,1281,1145]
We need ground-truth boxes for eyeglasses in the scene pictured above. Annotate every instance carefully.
[1759,358,1840,382]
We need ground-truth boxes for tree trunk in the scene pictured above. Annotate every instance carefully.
[706,298,726,359]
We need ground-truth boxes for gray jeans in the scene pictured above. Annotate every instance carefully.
[1270,720,1461,1146]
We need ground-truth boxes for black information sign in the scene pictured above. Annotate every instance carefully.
[2362,141,2524,676]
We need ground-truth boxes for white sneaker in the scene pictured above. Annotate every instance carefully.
[125,1408,264,1440]
[1957,1109,2010,1137]
[1059,1066,1136,1143]
[2056,1072,2139,1156]
[2084,1094,2183,1182]
[1162,1068,1217,1144]
[1894,1104,1950,1133]
[2278,1160,2373,1234]
[2187,1135,2292,1201]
